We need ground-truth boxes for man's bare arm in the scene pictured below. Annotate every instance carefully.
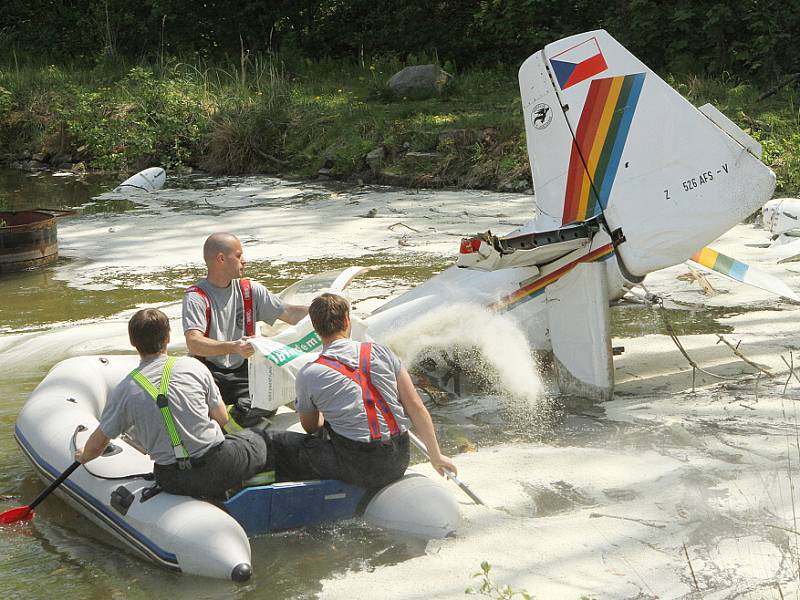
[209,401,229,428]
[396,367,457,477]
[299,409,324,433]
[185,329,254,358]
[75,427,111,464]
[278,304,309,326]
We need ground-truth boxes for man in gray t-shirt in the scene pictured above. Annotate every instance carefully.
[182,233,308,427]
[76,308,272,500]
[100,353,226,464]
[269,293,457,490]
[295,340,411,442]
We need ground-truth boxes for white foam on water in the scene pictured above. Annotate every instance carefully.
[381,302,544,403]
[54,179,533,290]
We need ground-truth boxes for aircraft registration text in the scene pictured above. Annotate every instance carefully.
[664,163,729,199]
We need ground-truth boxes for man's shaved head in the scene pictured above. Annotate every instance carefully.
[203,233,240,266]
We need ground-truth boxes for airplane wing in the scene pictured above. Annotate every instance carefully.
[248,266,373,411]
[689,246,800,302]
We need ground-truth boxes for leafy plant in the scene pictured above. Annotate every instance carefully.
[465,561,533,600]
[58,65,207,170]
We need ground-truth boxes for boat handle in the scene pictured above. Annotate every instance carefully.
[69,424,88,452]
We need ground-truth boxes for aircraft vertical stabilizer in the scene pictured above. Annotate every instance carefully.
[520,30,775,277]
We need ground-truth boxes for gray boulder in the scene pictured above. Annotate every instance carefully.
[388,65,451,99]
[365,146,385,171]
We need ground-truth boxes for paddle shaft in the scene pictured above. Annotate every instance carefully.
[407,431,484,505]
[28,461,81,512]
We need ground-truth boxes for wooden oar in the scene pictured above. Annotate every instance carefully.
[0,461,81,524]
[407,431,484,505]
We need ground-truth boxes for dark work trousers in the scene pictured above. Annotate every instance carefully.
[154,429,271,500]
[268,426,410,490]
[197,358,250,408]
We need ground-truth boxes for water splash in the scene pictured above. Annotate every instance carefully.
[381,302,544,403]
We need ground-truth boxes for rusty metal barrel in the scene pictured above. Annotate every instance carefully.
[0,210,65,273]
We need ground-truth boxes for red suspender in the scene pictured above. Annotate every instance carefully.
[185,285,211,337]
[360,343,401,436]
[239,277,255,337]
[185,279,254,337]
[314,342,401,441]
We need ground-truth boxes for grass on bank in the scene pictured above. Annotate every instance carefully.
[0,52,798,195]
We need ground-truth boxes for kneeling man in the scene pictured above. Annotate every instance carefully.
[75,308,270,500]
[270,293,457,489]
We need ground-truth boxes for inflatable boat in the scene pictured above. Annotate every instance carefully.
[14,354,460,581]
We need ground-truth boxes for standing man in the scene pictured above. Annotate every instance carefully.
[75,308,271,500]
[182,233,308,428]
[269,293,457,489]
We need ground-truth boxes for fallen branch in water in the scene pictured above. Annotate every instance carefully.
[782,354,800,393]
[662,316,745,382]
[683,542,700,592]
[388,222,420,233]
[588,512,666,529]
[677,265,716,295]
[716,334,774,377]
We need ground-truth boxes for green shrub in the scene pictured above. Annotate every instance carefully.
[201,96,290,174]
[60,66,206,170]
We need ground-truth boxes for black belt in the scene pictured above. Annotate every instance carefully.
[156,442,223,470]
[328,425,408,452]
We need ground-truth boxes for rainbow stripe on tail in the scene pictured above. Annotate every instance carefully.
[562,73,645,225]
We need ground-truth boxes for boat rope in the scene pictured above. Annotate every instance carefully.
[639,284,757,383]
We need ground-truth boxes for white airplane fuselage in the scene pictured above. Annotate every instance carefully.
[366,229,626,352]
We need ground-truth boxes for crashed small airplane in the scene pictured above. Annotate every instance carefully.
[249,29,778,403]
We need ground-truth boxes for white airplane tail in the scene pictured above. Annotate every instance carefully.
[519,30,775,277]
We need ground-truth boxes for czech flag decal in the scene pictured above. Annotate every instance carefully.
[550,37,608,91]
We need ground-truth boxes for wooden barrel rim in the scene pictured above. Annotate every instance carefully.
[0,210,58,229]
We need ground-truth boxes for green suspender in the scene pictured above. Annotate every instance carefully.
[130,356,191,470]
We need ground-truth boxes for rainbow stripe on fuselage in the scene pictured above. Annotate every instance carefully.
[490,243,615,313]
[561,73,645,225]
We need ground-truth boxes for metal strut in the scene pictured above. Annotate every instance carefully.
[489,218,600,255]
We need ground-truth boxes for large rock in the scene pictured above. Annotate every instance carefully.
[388,65,451,99]
[365,146,385,171]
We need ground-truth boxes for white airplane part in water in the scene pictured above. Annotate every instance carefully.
[757,197,800,263]
[113,167,166,193]
[762,197,800,237]
[249,30,777,403]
